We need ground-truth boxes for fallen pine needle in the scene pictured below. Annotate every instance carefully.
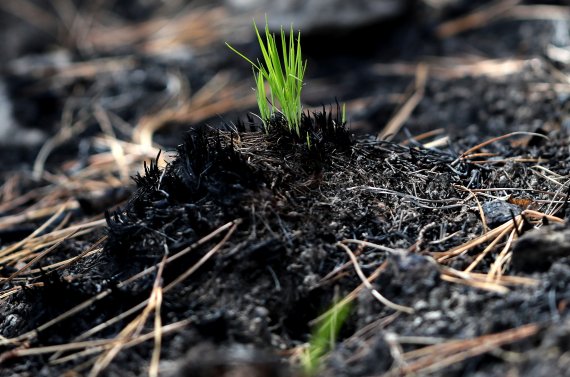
[459,131,549,160]
[388,323,540,376]
[336,242,414,314]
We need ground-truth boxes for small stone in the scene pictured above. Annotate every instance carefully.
[481,200,522,228]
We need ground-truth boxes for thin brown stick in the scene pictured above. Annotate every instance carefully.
[4,220,237,347]
[440,274,509,294]
[401,128,445,145]
[487,221,523,281]
[460,131,549,160]
[436,0,520,38]
[149,285,163,377]
[522,209,563,223]
[2,320,190,364]
[3,230,78,286]
[310,261,389,326]
[455,187,488,234]
[163,221,238,291]
[464,222,513,272]
[385,323,540,376]
[336,242,414,314]
[0,205,68,259]
[434,219,514,262]
[378,64,428,141]
[89,246,168,377]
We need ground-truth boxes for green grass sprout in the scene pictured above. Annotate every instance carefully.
[255,69,270,121]
[301,300,351,376]
[226,20,307,136]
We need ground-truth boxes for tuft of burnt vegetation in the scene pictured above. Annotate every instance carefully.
[105,126,262,257]
[267,102,352,152]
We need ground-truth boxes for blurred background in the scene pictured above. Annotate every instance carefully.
[0,0,568,185]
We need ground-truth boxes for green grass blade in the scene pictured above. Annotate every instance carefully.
[225,42,259,71]
[226,19,308,141]
[254,70,270,122]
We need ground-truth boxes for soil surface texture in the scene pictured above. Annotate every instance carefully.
[1,1,570,376]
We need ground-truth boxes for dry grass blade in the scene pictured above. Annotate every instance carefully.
[2,230,78,286]
[336,242,414,314]
[433,219,514,262]
[49,236,107,273]
[88,248,168,377]
[0,283,44,301]
[85,7,227,52]
[436,0,520,38]
[133,78,256,149]
[468,157,545,165]
[149,285,163,377]
[459,131,549,160]
[148,248,167,377]
[61,221,239,348]
[456,186,489,234]
[383,323,540,376]
[468,272,538,286]
[378,64,428,141]
[0,201,76,231]
[440,273,510,294]
[507,5,570,20]
[33,104,88,180]
[341,239,405,254]
[163,220,238,291]
[0,205,67,260]
[0,218,106,268]
[0,339,113,363]
[522,209,564,223]
[372,58,529,80]
[3,221,238,348]
[0,320,191,366]
[401,128,445,146]
[93,106,129,181]
[487,218,524,281]
[339,236,526,294]
[463,221,513,272]
[57,223,235,375]
[434,209,563,288]
[310,261,389,326]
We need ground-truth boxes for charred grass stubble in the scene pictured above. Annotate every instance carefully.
[104,106,353,293]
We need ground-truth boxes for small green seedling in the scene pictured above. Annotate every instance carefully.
[226,20,307,136]
[301,300,351,376]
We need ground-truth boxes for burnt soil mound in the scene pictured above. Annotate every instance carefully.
[1,1,570,376]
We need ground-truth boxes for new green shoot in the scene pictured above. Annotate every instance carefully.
[301,301,351,376]
[227,21,307,136]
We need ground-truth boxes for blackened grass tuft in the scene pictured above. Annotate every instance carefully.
[172,127,259,202]
[106,126,260,256]
[268,102,352,157]
[132,151,163,190]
